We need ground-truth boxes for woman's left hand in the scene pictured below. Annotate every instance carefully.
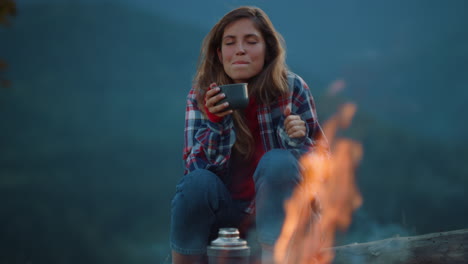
[284,106,306,138]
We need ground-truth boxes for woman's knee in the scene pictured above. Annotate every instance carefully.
[170,169,228,255]
[171,169,228,215]
[173,169,220,201]
[254,149,301,185]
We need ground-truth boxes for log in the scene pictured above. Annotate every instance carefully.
[330,228,468,264]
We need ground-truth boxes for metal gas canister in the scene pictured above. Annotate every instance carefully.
[207,228,250,264]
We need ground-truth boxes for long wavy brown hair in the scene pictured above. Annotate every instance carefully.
[194,6,289,158]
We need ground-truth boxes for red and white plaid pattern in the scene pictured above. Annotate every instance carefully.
[183,72,328,177]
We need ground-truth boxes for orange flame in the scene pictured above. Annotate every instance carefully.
[274,103,363,264]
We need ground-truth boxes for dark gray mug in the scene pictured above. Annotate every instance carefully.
[216,83,249,110]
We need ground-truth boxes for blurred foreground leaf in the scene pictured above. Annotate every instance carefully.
[0,0,16,88]
[0,59,10,88]
[0,0,16,25]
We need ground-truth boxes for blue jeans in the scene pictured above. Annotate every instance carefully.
[170,149,301,255]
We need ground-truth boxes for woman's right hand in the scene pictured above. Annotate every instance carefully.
[205,83,233,117]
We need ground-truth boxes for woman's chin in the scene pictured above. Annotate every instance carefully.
[229,73,255,83]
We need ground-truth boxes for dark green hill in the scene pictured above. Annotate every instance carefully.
[1,3,205,263]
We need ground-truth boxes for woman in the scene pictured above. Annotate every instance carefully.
[170,6,327,264]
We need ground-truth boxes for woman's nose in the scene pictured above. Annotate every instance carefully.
[235,43,246,55]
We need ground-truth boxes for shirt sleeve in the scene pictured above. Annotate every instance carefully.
[183,87,235,175]
[277,74,329,158]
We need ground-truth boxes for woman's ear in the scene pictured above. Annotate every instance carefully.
[217,48,223,64]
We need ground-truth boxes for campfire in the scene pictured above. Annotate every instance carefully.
[274,102,363,264]
[273,101,468,263]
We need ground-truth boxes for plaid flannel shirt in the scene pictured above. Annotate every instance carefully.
[183,72,327,177]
